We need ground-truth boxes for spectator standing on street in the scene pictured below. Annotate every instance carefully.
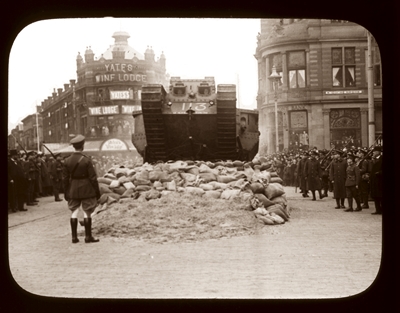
[319,150,331,198]
[39,154,52,196]
[50,153,64,202]
[369,146,383,215]
[63,135,101,244]
[8,150,28,212]
[357,149,371,209]
[304,150,324,201]
[344,155,362,212]
[297,151,309,197]
[25,151,38,206]
[329,150,347,209]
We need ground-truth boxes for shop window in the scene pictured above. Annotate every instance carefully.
[332,47,356,87]
[288,110,308,150]
[288,51,306,88]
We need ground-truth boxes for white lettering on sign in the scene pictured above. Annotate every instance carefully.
[101,138,128,151]
[325,90,363,94]
[163,102,216,114]
[88,105,119,116]
[95,74,147,83]
[104,63,134,72]
[110,90,130,100]
[122,105,142,114]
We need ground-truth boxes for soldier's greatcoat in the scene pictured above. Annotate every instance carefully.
[329,158,347,199]
[370,156,382,198]
[304,157,322,191]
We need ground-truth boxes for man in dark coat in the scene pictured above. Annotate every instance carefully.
[344,155,362,212]
[62,135,101,244]
[297,151,309,197]
[50,153,63,201]
[304,150,324,200]
[8,150,28,212]
[319,149,331,197]
[24,151,39,206]
[369,146,383,215]
[329,150,347,209]
[357,148,371,208]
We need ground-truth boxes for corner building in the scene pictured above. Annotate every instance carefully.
[41,31,168,155]
[254,19,382,155]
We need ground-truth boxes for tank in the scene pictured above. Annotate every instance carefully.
[131,77,259,163]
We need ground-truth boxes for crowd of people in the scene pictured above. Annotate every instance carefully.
[7,149,142,213]
[261,144,383,214]
[8,144,383,215]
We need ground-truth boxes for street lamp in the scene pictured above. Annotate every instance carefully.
[268,65,282,153]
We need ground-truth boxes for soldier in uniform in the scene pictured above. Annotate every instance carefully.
[62,135,101,244]
[24,151,39,206]
[357,149,371,208]
[319,149,331,198]
[304,150,325,201]
[297,151,309,197]
[370,146,383,215]
[50,153,63,201]
[344,155,362,212]
[329,150,347,209]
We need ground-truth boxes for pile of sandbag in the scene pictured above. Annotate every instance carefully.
[94,158,290,225]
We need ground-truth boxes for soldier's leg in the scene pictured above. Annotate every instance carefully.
[82,198,99,243]
[69,199,81,243]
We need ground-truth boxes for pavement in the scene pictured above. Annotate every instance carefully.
[7,187,384,299]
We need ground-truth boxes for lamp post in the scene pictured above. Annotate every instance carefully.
[268,65,282,153]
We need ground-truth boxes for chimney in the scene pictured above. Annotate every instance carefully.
[52,88,57,98]
[64,83,69,91]
[70,79,76,86]
[57,88,63,96]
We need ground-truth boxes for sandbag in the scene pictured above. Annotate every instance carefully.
[99,183,112,195]
[233,160,244,167]
[114,167,128,177]
[228,178,248,190]
[117,176,130,184]
[239,190,254,202]
[166,180,176,191]
[269,171,279,178]
[180,172,197,182]
[133,179,151,186]
[209,181,229,190]
[135,185,152,192]
[254,193,275,208]
[148,170,169,182]
[243,164,255,181]
[98,194,109,205]
[198,163,219,175]
[260,162,272,171]
[217,175,237,184]
[206,161,216,168]
[112,186,127,195]
[220,189,240,200]
[270,195,287,207]
[121,188,135,198]
[135,170,149,181]
[144,189,161,200]
[249,182,265,194]
[198,172,217,183]
[269,213,285,224]
[264,183,285,199]
[257,215,275,225]
[199,183,215,191]
[161,190,173,197]
[103,192,121,200]
[253,207,269,216]
[97,177,112,185]
[233,172,247,180]
[270,177,284,184]
[186,166,200,175]
[109,180,120,188]
[203,190,221,199]
[153,181,163,188]
[122,181,135,190]
[104,173,117,180]
[267,203,290,221]
[185,187,205,196]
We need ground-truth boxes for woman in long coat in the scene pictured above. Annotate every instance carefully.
[329,150,347,208]
[304,151,324,200]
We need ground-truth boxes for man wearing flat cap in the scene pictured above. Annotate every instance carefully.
[369,146,383,215]
[62,135,101,243]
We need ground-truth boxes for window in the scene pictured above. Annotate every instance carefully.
[332,47,356,87]
[288,51,306,88]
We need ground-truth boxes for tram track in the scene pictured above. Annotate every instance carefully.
[8,210,66,229]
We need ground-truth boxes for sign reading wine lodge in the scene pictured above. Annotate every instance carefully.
[95,63,147,83]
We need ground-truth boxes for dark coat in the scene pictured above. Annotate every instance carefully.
[62,152,100,200]
[370,156,382,198]
[304,157,322,191]
[40,159,52,187]
[8,158,27,196]
[297,156,309,191]
[345,164,360,187]
[329,158,347,199]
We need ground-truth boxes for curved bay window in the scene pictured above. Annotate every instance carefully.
[329,109,361,149]
[288,51,306,89]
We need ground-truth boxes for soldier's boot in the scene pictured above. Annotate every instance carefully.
[318,190,325,199]
[340,198,345,208]
[345,198,354,212]
[70,218,79,243]
[84,218,99,243]
[311,191,316,201]
[354,196,362,211]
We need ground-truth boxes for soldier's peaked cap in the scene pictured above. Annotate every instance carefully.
[70,134,85,145]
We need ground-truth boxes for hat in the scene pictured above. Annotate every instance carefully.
[9,149,18,156]
[70,134,85,146]
[310,150,318,156]
[373,146,382,152]
[27,151,36,156]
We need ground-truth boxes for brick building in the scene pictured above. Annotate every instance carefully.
[40,30,168,155]
[254,19,382,154]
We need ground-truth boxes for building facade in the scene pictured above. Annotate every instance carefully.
[254,19,382,155]
[40,31,168,155]
[19,110,43,151]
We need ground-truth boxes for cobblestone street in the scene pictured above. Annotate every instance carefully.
[8,187,382,299]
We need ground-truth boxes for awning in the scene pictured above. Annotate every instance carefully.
[55,138,136,153]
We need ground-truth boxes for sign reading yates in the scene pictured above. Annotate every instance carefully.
[95,63,147,83]
[88,105,119,116]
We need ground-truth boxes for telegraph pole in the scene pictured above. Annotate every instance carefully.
[367,31,375,146]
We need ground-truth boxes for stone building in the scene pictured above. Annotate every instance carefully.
[40,30,168,155]
[254,19,382,154]
[19,110,43,151]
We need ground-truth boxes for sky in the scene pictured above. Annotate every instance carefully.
[8,18,261,134]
